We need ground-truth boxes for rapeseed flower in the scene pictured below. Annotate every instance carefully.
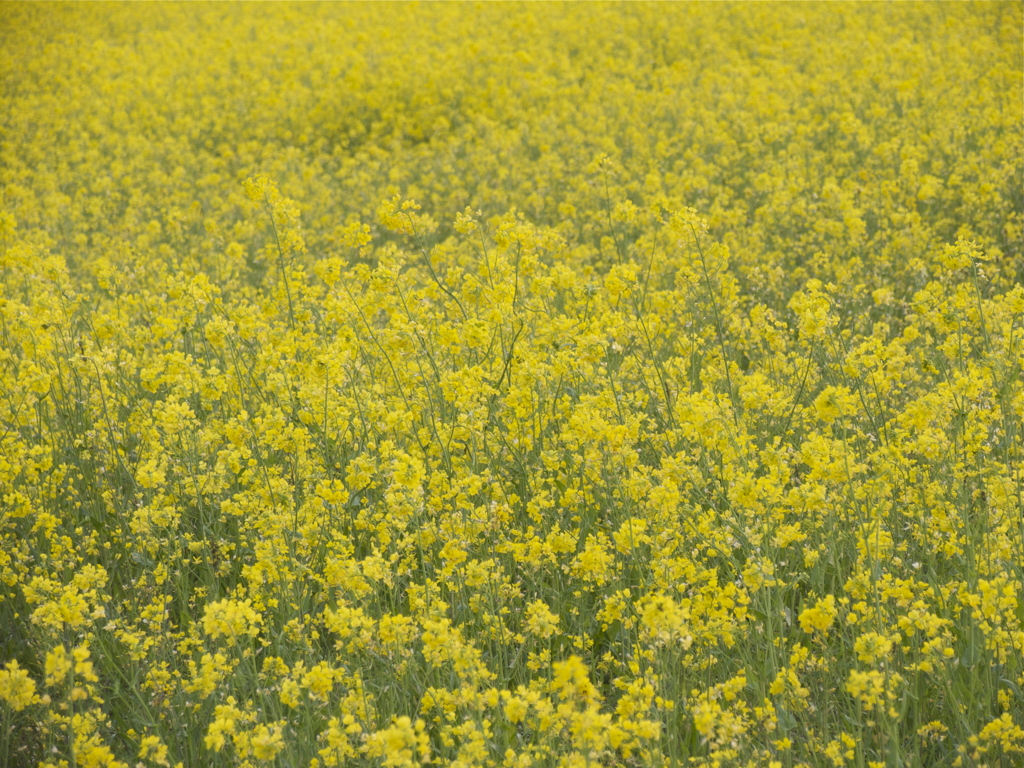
[0,661,38,711]
[0,2,1020,766]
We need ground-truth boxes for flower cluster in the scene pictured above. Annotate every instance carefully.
[1,3,1021,767]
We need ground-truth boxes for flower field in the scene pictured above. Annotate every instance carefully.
[1,2,1023,766]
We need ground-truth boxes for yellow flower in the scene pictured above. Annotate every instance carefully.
[551,656,599,704]
[788,280,835,341]
[0,661,38,711]
[846,669,886,710]
[138,735,170,767]
[2,3,1020,765]
[365,716,430,767]
[504,695,529,724]
[250,723,285,761]
[73,644,99,683]
[639,593,692,647]
[205,697,246,752]
[279,678,301,709]
[524,600,560,639]
[799,595,838,634]
[301,662,336,702]
[202,598,261,645]
[45,645,71,687]
[977,713,1024,755]
[813,386,856,423]
[853,632,894,664]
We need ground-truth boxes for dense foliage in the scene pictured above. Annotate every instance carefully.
[1,3,1022,767]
